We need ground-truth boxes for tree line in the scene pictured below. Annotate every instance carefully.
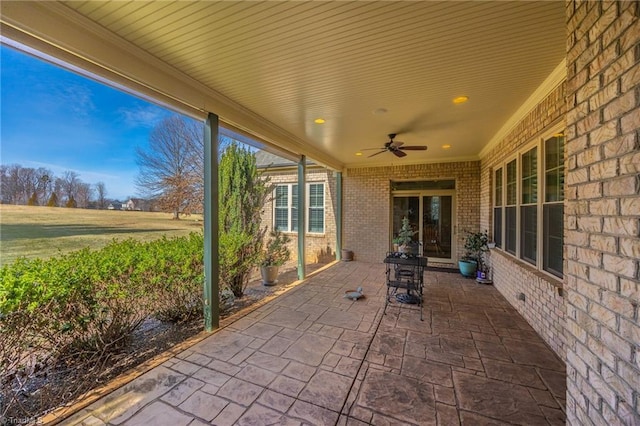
[1,115,241,216]
[0,166,111,209]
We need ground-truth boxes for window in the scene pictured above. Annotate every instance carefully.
[543,135,565,277]
[493,130,565,279]
[273,183,324,233]
[520,147,537,265]
[274,185,290,232]
[308,183,324,233]
[505,159,517,255]
[291,184,299,232]
[493,168,503,248]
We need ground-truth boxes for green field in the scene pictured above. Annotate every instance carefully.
[0,205,203,266]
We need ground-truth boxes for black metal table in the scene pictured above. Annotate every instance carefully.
[383,252,427,320]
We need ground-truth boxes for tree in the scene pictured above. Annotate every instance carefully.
[27,192,39,206]
[2,164,25,204]
[65,196,77,208]
[135,116,203,219]
[35,169,53,205]
[219,142,272,297]
[47,192,59,207]
[95,182,107,209]
[59,171,80,206]
[75,182,93,208]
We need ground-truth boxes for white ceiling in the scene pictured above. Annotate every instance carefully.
[1,1,566,170]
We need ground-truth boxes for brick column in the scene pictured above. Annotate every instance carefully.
[565,1,640,424]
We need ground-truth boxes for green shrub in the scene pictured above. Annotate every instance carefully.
[145,233,204,322]
[0,233,206,362]
[0,232,214,419]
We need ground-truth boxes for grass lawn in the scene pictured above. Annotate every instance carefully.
[0,205,203,266]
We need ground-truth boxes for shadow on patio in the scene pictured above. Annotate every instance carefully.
[60,261,565,425]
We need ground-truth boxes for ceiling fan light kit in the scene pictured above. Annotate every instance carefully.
[364,133,428,158]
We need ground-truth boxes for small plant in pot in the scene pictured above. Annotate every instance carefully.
[459,230,489,278]
[392,237,402,252]
[260,229,291,285]
[396,217,418,254]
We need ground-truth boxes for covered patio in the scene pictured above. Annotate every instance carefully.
[60,261,565,425]
[2,1,639,424]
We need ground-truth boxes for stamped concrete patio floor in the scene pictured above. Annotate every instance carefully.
[62,261,566,425]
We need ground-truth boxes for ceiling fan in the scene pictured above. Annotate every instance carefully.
[362,133,428,158]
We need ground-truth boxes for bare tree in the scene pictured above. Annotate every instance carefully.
[60,171,80,205]
[95,182,107,209]
[75,182,94,208]
[53,178,64,207]
[2,164,25,204]
[35,168,53,204]
[135,115,203,219]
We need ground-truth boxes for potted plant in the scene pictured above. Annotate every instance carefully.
[392,237,402,252]
[260,229,291,285]
[396,217,418,254]
[459,230,489,277]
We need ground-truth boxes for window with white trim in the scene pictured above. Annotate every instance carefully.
[273,183,324,233]
[308,183,324,233]
[543,135,565,277]
[493,130,565,278]
[505,159,517,255]
[520,147,538,265]
[274,185,292,232]
[493,168,503,248]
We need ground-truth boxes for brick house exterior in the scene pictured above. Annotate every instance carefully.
[341,2,639,424]
[343,162,480,265]
[256,151,338,266]
[564,2,640,424]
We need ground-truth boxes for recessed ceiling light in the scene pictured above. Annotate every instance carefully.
[314,118,325,124]
[355,152,363,156]
[452,96,469,104]
[442,144,452,149]
[373,108,388,115]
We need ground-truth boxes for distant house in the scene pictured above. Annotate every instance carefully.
[107,201,121,210]
[256,150,337,266]
[123,198,144,211]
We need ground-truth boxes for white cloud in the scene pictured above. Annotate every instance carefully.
[118,104,169,128]
[32,80,96,121]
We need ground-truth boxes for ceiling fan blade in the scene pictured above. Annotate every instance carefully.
[360,147,384,151]
[398,146,428,151]
[392,150,407,158]
[368,150,386,158]
[390,141,404,148]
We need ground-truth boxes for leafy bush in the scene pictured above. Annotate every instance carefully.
[219,231,259,298]
[219,142,272,297]
[144,233,204,322]
[0,232,210,419]
[0,234,205,363]
[260,229,291,267]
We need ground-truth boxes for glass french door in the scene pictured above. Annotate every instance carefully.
[392,191,455,262]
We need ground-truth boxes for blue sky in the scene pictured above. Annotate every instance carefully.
[1,45,177,200]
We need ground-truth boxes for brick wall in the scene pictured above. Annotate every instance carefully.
[343,162,480,263]
[479,83,567,361]
[260,167,338,266]
[565,1,640,424]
